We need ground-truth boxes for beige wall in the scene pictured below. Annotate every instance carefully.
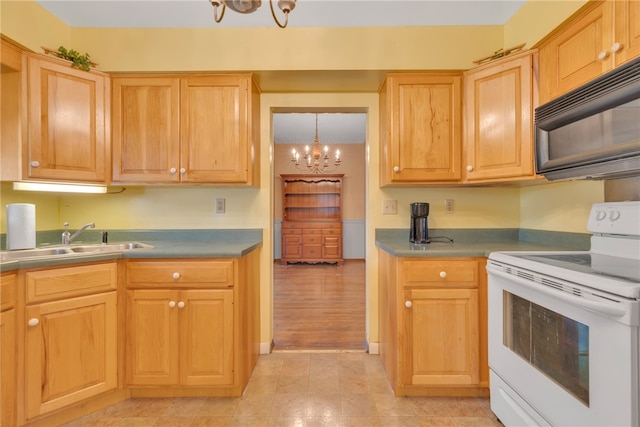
[0,0,600,349]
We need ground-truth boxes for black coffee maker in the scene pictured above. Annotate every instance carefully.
[410,202,430,244]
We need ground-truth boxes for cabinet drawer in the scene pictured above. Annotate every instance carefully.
[303,235,322,244]
[26,263,117,304]
[1,272,16,311]
[322,227,341,235]
[402,260,478,288]
[302,245,322,259]
[303,228,322,235]
[282,228,302,235]
[126,260,235,288]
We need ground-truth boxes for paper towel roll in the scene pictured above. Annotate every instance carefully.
[6,203,36,250]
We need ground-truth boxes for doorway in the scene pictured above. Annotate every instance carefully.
[272,112,367,351]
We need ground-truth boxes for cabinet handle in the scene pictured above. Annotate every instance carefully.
[172,272,180,280]
[28,318,40,327]
[466,165,474,172]
[405,301,412,308]
[30,161,40,168]
[611,42,623,53]
[168,300,176,308]
[597,50,609,61]
[393,166,400,173]
[177,301,185,309]
[439,271,447,279]
[170,167,177,174]
[180,168,186,174]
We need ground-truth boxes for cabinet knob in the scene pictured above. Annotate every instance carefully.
[170,167,177,175]
[172,272,181,280]
[405,301,412,308]
[168,300,176,308]
[466,165,474,172]
[393,166,400,173]
[177,301,185,309]
[28,318,40,327]
[180,168,186,174]
[439,271,447,279]
[611,42,623,53]
[597,50,609,61]
[30,161,40,168]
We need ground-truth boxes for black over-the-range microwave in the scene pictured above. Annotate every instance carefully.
[534,56,640,181]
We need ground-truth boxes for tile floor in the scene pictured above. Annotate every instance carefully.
[62,352,501,427]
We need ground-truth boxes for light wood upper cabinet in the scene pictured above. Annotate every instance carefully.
[538,0,640,104]
[463,50,537,182]
[111,77,180,183]
[24,53,109,183]
[380,73,463,186]
[112,74,260,186]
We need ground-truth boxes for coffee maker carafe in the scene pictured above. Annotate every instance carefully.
[410,202,430,244]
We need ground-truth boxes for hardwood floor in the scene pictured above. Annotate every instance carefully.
[273,260,367,351]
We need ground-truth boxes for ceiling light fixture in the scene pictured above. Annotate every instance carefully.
[210,0,296,28]
[290,114,342,174]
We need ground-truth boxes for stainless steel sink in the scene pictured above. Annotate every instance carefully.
[1,247,73,260]
[69,242,153,253]
[0,242,153,262]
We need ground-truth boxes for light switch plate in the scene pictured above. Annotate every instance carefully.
[215,198,226,214]
[382,200,397,215]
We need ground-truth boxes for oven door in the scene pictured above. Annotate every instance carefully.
[487,263,639,427]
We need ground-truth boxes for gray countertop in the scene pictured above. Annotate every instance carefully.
[375,228,590,257]
[0,229,263,272]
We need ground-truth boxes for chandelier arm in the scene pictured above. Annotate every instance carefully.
[269,0,290,28]
[211,1,227,23]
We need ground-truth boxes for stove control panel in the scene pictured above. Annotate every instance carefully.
[588,201,640,236]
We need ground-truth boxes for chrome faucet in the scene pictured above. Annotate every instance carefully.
[62,222,96,245]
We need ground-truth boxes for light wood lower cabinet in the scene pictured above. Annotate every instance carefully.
[123,253,260,395]
[378,250,488,396]
[126,289,233,386]
[1,272,17,427]
[23,263,118,420]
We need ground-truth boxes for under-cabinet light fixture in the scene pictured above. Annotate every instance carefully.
[13,182,108,194]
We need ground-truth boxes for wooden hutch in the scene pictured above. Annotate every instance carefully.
[280,174,344,265]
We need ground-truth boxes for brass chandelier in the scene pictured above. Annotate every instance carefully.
[290,114,342,174]
[210,0,296,28]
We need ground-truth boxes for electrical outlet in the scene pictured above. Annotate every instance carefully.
[215,198,226,214]
[382,200,397,215]
[445,199,454,214]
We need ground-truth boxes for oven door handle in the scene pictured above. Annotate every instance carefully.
[488,268,627,318]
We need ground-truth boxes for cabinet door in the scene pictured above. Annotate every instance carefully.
[463,52,535,182]
[381,74,462,184]
[180,75,250,183]
[322,235,342,259]
[25,292,117,419]
[112,77,180,183]
[180,290,233,386]
[282,234,303,260]
[401,288,479,386]
[614,0,640,67]
[126,290,179,385]
[25,54,108,182]
[1,309,16,427]
[539,2,613,103]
